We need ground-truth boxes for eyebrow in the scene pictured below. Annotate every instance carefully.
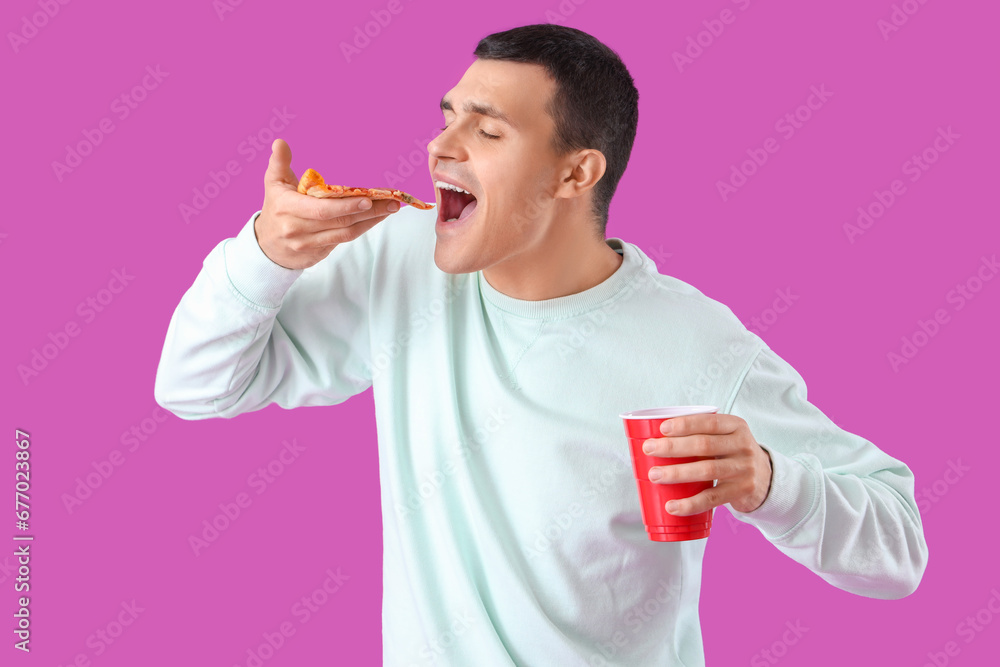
[440,96,516,128]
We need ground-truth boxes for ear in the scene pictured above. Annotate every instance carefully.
[555,149,606,200]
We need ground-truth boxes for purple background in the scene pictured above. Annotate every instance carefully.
[4,0,998,665]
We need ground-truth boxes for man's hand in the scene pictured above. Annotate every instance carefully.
[255,138,401,270]
[641,413,773,516]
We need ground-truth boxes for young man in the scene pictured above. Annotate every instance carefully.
[155,24,927,666]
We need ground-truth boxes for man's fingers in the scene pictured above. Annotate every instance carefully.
[659,413,736,437]
[664,484,727,517]
[642,433,737,458]
[648,458,744,485]
[311,214,391,248]
[265,138,298,190]
[292,196,400,231]
[295,195,373,223]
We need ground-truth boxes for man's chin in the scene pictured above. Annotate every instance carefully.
[433,245,481,276]
[433,254,468,276]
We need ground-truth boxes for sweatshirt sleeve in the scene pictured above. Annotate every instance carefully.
[723,345,929,599]
[154,210,377,419]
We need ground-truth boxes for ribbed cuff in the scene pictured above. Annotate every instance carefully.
[730,444,819,541]
[223,210,303,309]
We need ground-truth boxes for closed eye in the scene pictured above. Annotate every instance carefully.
[439,125,500,140]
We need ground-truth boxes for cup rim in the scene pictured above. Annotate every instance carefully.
[619,406,718,420]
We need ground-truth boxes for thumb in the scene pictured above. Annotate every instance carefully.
[265,138,297,190]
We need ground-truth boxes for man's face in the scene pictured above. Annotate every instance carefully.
[428,58,570,275]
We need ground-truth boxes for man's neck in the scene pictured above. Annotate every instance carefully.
[482,234,624,302]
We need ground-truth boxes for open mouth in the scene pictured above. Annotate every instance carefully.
[438,186,478,223]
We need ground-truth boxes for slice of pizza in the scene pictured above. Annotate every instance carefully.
[297,168,434,210]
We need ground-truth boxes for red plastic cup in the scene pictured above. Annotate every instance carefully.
[620,406,719,542]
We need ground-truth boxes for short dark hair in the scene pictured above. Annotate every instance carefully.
[473,24,639,238]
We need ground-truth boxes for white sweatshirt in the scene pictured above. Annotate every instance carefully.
[154,204,928,666]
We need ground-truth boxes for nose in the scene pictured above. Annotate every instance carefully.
[428,124,466,162]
